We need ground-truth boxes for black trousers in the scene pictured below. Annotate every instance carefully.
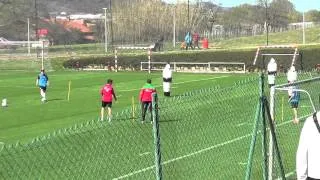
[141,101,152,121]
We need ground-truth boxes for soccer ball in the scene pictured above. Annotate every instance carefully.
[1,98,7,107]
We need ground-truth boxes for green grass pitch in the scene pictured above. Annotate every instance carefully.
[0,70,306,179]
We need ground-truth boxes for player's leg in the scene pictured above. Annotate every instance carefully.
[42,87,47,101]
[292,103,299,124]
[107,102,112,122]
[148,102,153,123]
[141,102,148,123]
[100,101,107,121]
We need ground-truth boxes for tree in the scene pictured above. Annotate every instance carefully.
[305,10,320,22]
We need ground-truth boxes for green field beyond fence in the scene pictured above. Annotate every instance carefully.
[0,71,319,179]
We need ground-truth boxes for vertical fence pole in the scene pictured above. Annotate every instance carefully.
[245,73,264,180]
[148,49,151,74]
[152,93,162,180]
[114,48,118,72]
[264,97,286,180]
[268,85,275,180]
[41,41,44,70]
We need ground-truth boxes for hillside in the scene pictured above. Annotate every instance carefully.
[214,25,320,49]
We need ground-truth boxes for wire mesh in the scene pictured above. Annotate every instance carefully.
[1,72,318,179]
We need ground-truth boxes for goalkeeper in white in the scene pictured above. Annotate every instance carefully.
[162,63,172,97]
[267,58,277,87]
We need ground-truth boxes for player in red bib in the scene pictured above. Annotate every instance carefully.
[100,79,117,122]
[139,79,157,123]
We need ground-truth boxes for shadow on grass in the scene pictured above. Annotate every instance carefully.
[47,98,65,102]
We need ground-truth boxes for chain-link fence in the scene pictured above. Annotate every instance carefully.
[1,72,319,179]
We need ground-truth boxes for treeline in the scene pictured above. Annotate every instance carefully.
[1,0,320,44]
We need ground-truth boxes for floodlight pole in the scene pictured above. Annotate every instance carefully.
[173,6,176,48]
[187,0,190,27]
[303,11,306,44]
[265,1,269,46]
[27,18,31,56]
[103,8,108,53]
[41,41,44,70]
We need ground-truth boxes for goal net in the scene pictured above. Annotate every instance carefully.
[0,40,51,71]
[268,75,320,179]
[140,61,246,73]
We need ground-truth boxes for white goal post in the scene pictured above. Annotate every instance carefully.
[253,45,299,68]
[140,61,246,73]
[114,45,154,73]
[268,76,320,180]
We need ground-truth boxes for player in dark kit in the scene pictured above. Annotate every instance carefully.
[36,69,49,102]
[139,79,157,123]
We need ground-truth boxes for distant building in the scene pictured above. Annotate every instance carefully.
[45,12,100,41]
[288,22,314,30]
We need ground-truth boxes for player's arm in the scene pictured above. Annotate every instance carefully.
[139,89,144,102]
[100,88,104,96]
[112,89,117,101]
[45,74,49,86]
[36,75,39,86]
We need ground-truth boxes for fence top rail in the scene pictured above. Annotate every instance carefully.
[258,45,298,49]
[261,53,299,56]
[273,76,320,88]
[140,61,245,65]
[116,46,153,50]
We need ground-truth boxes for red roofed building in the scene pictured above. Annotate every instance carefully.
[57,19,95,41]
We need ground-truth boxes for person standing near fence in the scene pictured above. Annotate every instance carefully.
[139,79,157,124]
[162,63,172,97]
[267,58,277,87]
[288,86,300,124]
[36,69,49,103]
[192,31,200,49]
[287,65,297,83]
[185,32,192,50]
[296,111,320,180]
[100,79,117,122]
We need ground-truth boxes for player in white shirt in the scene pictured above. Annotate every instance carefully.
[267,58,277,87]
[296,111,320,180]
[162,63,172,97]
[287,65,297,83]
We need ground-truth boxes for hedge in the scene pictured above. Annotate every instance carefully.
[63,46,320,71]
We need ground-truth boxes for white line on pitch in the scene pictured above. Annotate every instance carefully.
[238,162,247,166]
[236,122,248,127]
[139,152,151,156]
[276,171,295,180]
[113,114,309,180]
[0,142,4,144]
[118,76,229,92]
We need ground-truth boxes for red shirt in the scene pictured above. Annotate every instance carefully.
[139,83,156,102]
[101,84,116,102]
[193,33,199,41]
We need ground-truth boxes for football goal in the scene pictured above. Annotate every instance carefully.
[0,40,50,71]
[140,61,246,73]
[114,45,154,73]
[253,45,302,71]
[268,76,320,179]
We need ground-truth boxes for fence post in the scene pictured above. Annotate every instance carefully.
[152,93,162,180]
[245,73,264,180]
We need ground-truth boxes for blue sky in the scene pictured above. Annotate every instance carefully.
[162,0,320,12]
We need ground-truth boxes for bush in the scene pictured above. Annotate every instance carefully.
[62,47,320,71]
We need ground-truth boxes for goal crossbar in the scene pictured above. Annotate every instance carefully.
[253,45,299,66]
[114,45,154,73]
[140,61,246,73]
